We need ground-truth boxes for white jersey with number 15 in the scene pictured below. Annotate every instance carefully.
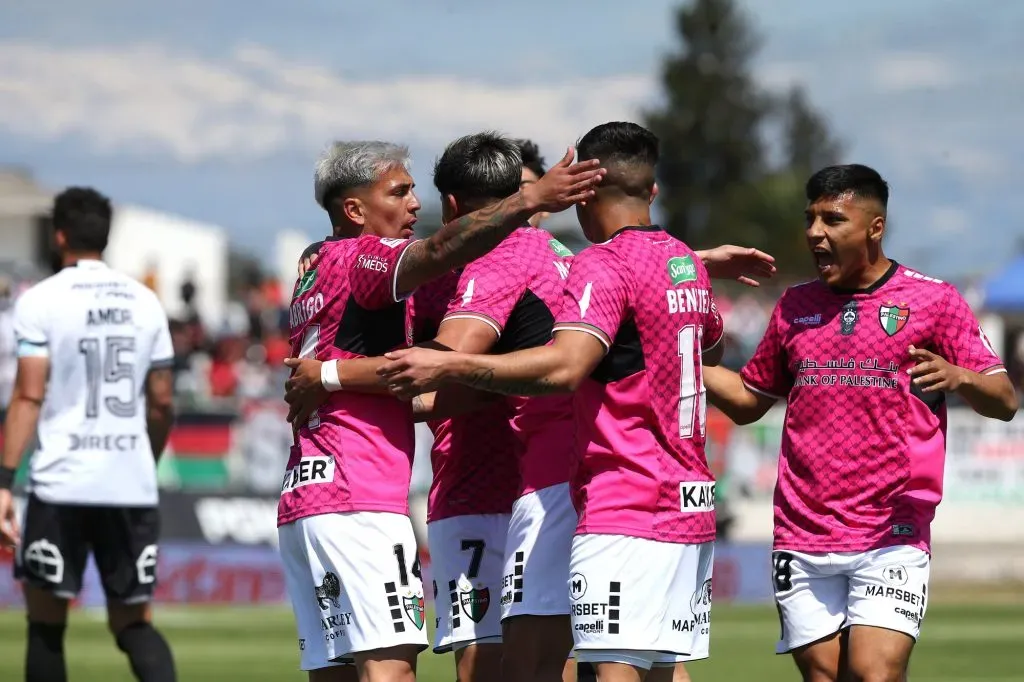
[13,259,174,506]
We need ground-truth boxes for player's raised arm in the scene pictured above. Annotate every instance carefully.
[392,147,604,297]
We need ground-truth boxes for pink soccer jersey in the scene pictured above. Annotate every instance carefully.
[443,226,575,497]
[553,226,724,544]
[278,235,418,526]
[407,274,522,521]
[740,262,1006,553]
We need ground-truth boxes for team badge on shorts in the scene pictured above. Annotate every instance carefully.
[878,301,910,336]
[403,593,425,630]
[315,571,341,610]
[458,578,491,623]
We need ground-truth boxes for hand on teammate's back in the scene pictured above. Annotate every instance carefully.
[907,345,965,392]
[297,252,318,278]
[519,147,605,214]
[283,357,330,426]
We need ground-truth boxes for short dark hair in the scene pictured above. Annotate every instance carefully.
[52,187,113,252]
[805,164,889,209]
[576,122,659,198]
[433,132,522,206]
[516,138,546,178]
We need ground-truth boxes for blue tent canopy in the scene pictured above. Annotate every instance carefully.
[984,255,1024,311]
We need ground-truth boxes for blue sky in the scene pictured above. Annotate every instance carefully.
[1,0,1022,281]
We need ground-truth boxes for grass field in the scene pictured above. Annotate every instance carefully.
[0,601,1021,681]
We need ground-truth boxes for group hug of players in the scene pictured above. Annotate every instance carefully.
[0,120,1015,682]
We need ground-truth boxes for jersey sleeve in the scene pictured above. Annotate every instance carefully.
[703,287,725,352]
[933,285,1005,375]
[553,248,631,351]
[442,245,524,336]
[13,288,49,358]
[349,235,417,310]
[739,297,793,399]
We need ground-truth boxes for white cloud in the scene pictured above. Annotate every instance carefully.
[871,53,959,93]
[929,206,970,235]
[0,42,656,163]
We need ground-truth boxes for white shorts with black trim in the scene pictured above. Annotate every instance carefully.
[569,533,714,670]
[427,513,510,652]
[772,544,930,654]
[278,511,428,671]
[500,482,577,620]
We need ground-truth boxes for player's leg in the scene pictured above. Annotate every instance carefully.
[842,546,929,682]
[305,511,427,682]
[278,516,359,680]
[90,505,176,682]
[564,656,578,682]
[772,550,849,682]
[15,495,88,682]
[427,513,508,682]
[499,483,577,682]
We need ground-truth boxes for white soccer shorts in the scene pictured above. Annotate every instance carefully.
[427,513,510,652]
[772,544,930,653]
[278,511,429,671]
[500,482,577,620]
[568,534,714,669]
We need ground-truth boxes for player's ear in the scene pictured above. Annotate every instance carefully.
[341,197,365,226]
[54,229,67,250]
[650,182,659,205]
[441,194,458,224]
[869,214,885,243]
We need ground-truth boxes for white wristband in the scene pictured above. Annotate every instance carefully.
[320,359,343,392]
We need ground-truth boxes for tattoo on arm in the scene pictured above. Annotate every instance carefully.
[412,395,426,413]
[460,367,561,397]
[396,193,529,295]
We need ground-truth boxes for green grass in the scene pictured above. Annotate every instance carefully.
[0,602,1021,680]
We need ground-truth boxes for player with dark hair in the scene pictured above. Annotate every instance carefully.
[0,188,179,682]
[516,138,550,227]
[376,121,775,681]
[279,138,605,682]
[701,163,1018,682]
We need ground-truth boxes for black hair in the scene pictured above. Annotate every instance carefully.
[805,164,889,209]
[516,138,546,178]
[51,187,113,253]
[576,122,659,198]
[433,132,522,206]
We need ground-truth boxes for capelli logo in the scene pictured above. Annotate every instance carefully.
[792,314,822,325]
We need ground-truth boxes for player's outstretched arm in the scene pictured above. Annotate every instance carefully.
[393,148,604,298]
[908,345,1018,421]
[378,330,606,399]
[696,245,777,288]
[703,365,777,425]
[144,368,176,460]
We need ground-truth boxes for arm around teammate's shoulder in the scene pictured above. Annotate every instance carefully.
[392,148,605,298]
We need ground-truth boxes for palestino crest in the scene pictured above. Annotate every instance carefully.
[878,301,910,336]
[403,592,425,630]
[459,584,491,623]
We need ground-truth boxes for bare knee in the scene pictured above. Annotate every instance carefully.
[502,616,573,682]
[308,665,358,682]
[454,642,502,682]
[792,632,843,682]
[354,643,418,682]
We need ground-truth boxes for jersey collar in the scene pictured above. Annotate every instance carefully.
[73,259,108,270]
[829,259,899,296]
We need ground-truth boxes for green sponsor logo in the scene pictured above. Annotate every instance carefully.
[549,239,573,258]
[668,256,697,285]
[294,269,317,298]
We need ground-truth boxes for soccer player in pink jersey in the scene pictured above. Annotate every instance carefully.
[377,122,774,682]
[279,139,605,682]
[702,164,1019,682]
